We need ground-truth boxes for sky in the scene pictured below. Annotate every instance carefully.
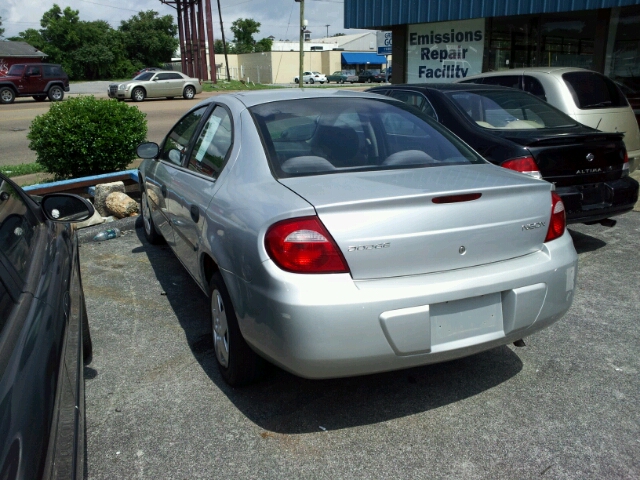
[0,0,371,43]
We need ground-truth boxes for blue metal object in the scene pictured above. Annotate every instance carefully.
[341,52,387,65]
[345,0,640,29]
[23,169,139,195]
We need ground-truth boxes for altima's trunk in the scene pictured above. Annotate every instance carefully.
[497,131,626,187]
[278,164,553,280]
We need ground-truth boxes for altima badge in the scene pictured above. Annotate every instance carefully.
[586,153,594,162]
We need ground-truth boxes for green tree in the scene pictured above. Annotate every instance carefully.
[254,37,273,53]
[0,16,5,38]
[230,18,261,52]
[9,28,45,48]
[119,11,179,69]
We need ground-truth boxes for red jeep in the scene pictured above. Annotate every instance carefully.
[0,63,70,104]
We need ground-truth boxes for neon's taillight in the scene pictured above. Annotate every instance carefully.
[265,216,350,274]
[501,155,542,180]
[545,192,566,242]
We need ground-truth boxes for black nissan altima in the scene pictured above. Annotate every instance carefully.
[368,83,639,225]
[0,173,94,479]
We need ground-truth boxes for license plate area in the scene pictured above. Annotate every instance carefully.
[430,293,503,347]
[580,183,606,205]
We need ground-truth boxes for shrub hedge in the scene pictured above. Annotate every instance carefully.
[28,96,148,179]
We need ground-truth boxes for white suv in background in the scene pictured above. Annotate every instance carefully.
[459,67,640,172]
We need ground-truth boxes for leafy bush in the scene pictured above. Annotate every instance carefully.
[28,96,147,179]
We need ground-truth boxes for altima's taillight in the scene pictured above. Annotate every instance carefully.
[501,155,542,180]
[622,149,629,176]
[545,192,566,242]
[265,216,350,274]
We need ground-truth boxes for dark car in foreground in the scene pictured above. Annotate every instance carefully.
[368,84,639,225]
[137,89,577,387]
[0,63,70,104]
[0,173,94,478]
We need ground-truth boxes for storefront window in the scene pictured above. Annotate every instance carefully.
[608,6,640,90]
[487,11,596,71]
[540,13,595,69]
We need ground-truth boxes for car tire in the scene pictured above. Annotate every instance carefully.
[210,272,264,386]
[48,85,64,101]
[294,78,299,84]
[0,87,16,104]
[141,189,165,245]
[340,79,345,84]
[183,85,196,99]
[309,78,314,84]
[132,87,145,102]
[33,95,47,102]
[320,81,324,84]
[82,298,93,364]
[367,78,372,83]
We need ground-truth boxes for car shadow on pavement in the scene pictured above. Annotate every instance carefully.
[568,228,607,254]
[134,227,524,434]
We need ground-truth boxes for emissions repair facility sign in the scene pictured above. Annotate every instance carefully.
[407,18,484,83]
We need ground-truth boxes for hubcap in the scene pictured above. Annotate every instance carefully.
[51,88,62,100]
[142,192,152,234]
[134,89,144,101]
[1,90,12,102]
[211,289,229,367]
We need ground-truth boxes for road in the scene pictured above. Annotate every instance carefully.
[77,213,640,479]
[0,83,222,167]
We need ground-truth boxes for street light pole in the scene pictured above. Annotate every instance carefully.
[325,24,330,38]
[299,0,304,88]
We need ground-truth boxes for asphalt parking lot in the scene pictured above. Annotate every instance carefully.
[79,212,640,479]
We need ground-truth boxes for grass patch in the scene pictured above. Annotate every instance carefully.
[202,80,282,92]
[0,163,46,178]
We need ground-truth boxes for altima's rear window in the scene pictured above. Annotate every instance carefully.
[562,72,628,109]
[448,90,578,130]
[250,98,484,178]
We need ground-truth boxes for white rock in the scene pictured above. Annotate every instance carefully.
[105,191,139,218]
[94,181,125,216]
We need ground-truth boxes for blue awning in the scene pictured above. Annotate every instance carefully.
[341,52,387,65]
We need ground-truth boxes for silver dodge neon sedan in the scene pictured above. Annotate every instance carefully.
[137,89,578,386]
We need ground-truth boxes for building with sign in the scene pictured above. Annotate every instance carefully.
[0,42,47,76]
[343,0,640,89]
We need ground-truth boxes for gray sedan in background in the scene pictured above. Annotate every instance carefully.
[136,90,578,386]
[108,71,202,102]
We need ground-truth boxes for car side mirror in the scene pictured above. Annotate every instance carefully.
[41,193,95,222]
[137,142,160,159]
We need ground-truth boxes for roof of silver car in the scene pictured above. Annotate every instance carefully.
[220,88,381,108]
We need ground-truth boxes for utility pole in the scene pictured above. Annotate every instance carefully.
[216,0,231,80]
[297,0,305,88]
[325,24,330,38]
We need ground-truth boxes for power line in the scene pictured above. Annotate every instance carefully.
[77,0,140,13]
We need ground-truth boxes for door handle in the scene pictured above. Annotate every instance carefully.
[161,185,167,197]
[190,204,200,223]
